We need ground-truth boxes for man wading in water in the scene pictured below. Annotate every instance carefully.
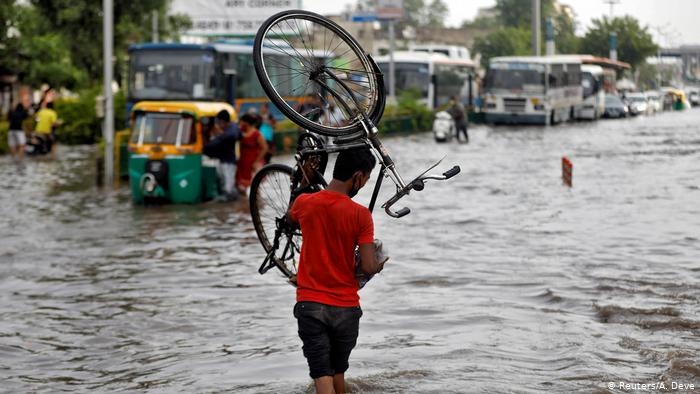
[288,147,388,394]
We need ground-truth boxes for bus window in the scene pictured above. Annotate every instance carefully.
[129,49,217,101]
[435,64,466,105]
[485,68,544,93]
[378,62,431,97]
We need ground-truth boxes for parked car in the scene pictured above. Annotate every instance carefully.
[603,94,629,118]
[624,92,649,116]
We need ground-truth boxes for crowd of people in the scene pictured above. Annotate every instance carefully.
[7,86,62,161]
[202,107,270,202]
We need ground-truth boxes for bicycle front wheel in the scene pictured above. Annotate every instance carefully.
[253,10,385,137]
[249,164,301,279]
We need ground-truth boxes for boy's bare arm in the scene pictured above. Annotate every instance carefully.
[358,243,382,275]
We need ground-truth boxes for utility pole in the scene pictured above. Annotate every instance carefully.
[531,0,541,56]
[103,0,114,186]
[152,10,159,43]
[388,20,396,104]
[603,0,620,18]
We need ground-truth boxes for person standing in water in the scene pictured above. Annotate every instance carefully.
[288,147,387,394]
[7,91,32,160]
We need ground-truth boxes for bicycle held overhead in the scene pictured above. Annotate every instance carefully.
[248,10,461,284]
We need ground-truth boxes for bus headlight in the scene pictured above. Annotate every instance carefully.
[486,103,497,109]
[534,104,545,111]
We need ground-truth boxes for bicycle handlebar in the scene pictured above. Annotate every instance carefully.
[382,165,461,218]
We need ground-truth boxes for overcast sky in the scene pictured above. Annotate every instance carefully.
[301,0,700,47]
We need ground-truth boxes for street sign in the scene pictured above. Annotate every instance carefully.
[376,0,404,20]
[351,13,378,22]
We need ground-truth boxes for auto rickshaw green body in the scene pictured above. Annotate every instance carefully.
[128,101,237,204]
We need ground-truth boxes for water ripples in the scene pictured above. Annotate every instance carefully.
[1,111,699,392]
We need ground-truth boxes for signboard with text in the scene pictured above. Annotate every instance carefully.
[376,0,404,20]
[171,0,302,36]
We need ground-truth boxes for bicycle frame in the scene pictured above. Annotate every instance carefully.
[310,62,462,217]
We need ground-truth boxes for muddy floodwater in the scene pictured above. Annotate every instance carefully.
[1,110,699,393]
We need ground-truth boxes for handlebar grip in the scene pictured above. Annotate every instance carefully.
[443,166,461,179]
[386,206,410,218]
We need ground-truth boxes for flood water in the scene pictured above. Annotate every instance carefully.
[1,110,699,393]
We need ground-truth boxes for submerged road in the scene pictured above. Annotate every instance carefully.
[1,109,699,393]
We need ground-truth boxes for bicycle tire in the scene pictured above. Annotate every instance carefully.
[249,164,300,279]
[253,10,385,136]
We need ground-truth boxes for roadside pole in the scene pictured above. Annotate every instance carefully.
[532,0,541,56]
[375,0,404,105]
[103,0,114,186]
[152,10,159,43]
[388,20,396,104]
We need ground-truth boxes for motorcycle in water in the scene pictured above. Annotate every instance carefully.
[432,111,455,143]
[25,132,53,156]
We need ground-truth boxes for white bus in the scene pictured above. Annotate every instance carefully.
[575,64,605,120]
[408,44,471,60]
[483,56,583,125]
[374,51,477,110]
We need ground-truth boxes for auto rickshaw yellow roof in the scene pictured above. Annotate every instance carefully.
[132,101,237,119]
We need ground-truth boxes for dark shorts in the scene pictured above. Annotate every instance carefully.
[294,301,362,379]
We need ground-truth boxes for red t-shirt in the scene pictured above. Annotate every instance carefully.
[289,190,374,307]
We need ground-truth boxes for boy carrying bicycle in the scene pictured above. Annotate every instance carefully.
[288,147,387,394]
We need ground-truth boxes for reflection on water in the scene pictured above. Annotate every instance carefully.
[1,111,699,393]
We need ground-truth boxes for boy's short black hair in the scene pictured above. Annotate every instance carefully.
[239,113,260,126]
[216,109,231,123]
[333,147,376,181]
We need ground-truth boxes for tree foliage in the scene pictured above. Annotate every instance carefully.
[29,0,191,87]
[472,28,532,68]
[425,0,449,28]
[1,0,191,89]
[470,0,581,63]
[496,0,556,30]
[580,16,658,69]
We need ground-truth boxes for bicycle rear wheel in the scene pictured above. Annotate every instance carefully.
[249,164,300,279]
[253,10,385,137]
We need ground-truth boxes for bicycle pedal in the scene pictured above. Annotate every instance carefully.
[258,253,274,274]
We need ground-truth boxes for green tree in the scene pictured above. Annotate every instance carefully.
[461,14,497,29]
[402,0,427,26]
[470,0,580,55]
[2,3,87,88]
[496,0,556,29]
[426,0,448,28]
[28,0,191,87]
[472,27,531,68]
[552,12,579,54]
[580,16,658,69]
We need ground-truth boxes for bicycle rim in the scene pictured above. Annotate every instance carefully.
[249,164,301,278]
[254,10,384,136]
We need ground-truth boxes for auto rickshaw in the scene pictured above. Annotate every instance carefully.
[128,101,237,204]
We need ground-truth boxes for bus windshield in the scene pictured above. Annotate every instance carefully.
[435,63,472,106]
[130,112,195,146]
[129,49,217,101]
[581,72,600,98]
[484,68,545,93]
[378,62,431,97]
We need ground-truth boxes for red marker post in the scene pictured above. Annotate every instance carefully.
[562,157,573,187]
